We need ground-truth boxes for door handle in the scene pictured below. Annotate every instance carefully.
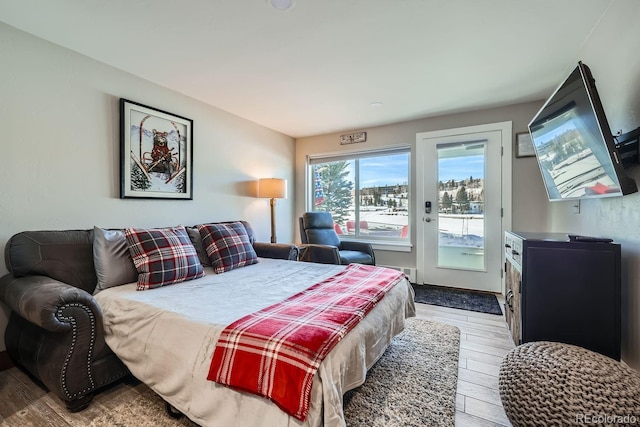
[425,217,432,222]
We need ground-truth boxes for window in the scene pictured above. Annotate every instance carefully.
[308,147,410,244]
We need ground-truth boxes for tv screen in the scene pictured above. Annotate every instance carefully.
[528,61,637,201]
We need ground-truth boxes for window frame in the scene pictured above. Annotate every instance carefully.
[306,145,412,251]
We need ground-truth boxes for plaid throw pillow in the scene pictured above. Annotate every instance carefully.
[125,226,205,290]
[196,222,258,274]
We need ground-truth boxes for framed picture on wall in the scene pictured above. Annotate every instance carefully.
[120,98,194,199]
[515,132,536,158]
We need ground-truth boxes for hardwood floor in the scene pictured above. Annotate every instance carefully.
[414,298,514,426]
[0,300,514,426]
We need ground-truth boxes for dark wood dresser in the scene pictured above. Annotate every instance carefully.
[504,231,621,360]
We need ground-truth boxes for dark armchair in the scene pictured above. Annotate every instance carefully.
[298,212,375,265]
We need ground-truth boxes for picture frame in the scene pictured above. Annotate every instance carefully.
[120,99,193,199]
[340,131,367,145]
[515,132,536,158]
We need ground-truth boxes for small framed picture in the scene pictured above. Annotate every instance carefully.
[120,99,193,199]
[516,132,536,158]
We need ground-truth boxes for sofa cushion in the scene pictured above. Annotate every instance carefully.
[93,227,139,294]
[125,226,205,290]
[196,222,258,274]
[186,227,212,268]
[4,230,97,293]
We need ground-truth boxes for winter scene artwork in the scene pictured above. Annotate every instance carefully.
[120,99,193,199]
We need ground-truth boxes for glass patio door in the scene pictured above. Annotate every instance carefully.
[436,141,486,271]
[416,123,511,293]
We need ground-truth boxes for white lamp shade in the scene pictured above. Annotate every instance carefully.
[258,178,287,199]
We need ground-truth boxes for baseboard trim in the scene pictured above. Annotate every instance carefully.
[0,351,14,371]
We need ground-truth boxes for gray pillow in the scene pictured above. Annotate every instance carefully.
[93,226,139,294]
[187,226,212,267]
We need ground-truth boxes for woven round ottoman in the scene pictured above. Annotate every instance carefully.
[499,341,640,426]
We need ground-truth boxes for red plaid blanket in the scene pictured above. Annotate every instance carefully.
[207,263,405,421]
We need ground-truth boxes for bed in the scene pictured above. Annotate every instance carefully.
[94,257,415,426]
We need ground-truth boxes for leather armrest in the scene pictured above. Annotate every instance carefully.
[298,244,341,264]
[0,274,103,333]
[0,273,120,405]
[253,242,299,261]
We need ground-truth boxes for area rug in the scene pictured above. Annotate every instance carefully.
[344,318,460,427]
[88,318,460,427]
[413,283,503,315]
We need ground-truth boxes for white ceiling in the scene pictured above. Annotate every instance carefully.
[0,0,617,138]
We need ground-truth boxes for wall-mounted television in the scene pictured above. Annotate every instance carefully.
[528,61,637,201]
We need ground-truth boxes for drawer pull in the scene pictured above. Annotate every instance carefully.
[506,290,514,312]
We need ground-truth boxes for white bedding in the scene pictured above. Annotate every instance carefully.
[95,258,416,427]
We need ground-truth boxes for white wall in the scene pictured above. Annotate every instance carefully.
[541,1,640,370]
[0,23,296,351]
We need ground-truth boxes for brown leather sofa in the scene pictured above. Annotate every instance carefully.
[0,222,298,411]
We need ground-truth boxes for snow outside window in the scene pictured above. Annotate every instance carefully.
[308,147,410,243]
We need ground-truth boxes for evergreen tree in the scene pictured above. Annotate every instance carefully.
[373,189,382,206]
[315,161,353,224]
[441,191,452,211]
[456,186,470,213]
[174,169,186,193]
[130,161,151,191]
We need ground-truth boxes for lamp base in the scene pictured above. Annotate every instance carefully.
[270,198,277,244]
